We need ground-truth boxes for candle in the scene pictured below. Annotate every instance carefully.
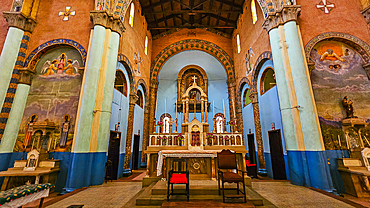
[213,100,215,117]
[175,102,177,119]
[54,137,57,149]
[337,135,341,148]
[155,99,158,118]
[48,137,51,152]
[165,98,167,114]
[345,134,350,149]
[223,99,225,116]
[232,98,236,118]
[31,138,35,150]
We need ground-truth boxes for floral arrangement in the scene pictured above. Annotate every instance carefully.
[206,133,215,140]
[227,120,235,126]
[174,133,184,140]
[156,121,163,127]
[225,136,230,140]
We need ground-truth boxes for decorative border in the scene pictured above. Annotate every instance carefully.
[24,39,87,70]
[305,32,370,64]
[136,78,148,101]
[251,51,273,92]
[150,39,235,82]
[118,53,136,94]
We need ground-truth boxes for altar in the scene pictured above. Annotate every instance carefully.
[146,77,247,180]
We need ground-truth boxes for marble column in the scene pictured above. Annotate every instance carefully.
[0,12,36,110]
[263,5,333,191]
[124,94,139,169]
[249,91,265,169]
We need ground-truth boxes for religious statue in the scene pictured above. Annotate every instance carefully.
[320,49,346,62]
[23,115,37,148]
[342,96,357,118]
[57,53,67,74]
[60,115,71,147]
[245,47,255,76]
[64,59,79,75]
[42,59,57,76]
[189,89,200,102]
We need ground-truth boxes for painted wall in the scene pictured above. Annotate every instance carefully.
[110,62,130,177]
[257,60,289,179]
[157,50,231,132]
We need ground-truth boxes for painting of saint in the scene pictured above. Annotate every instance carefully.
[60,115,70,147]
[23,115,37,148]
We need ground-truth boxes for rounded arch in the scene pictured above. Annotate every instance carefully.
[117,54,135,94]
[177,65,208,81]
[136,78,148,102]
[114,69,128,96]
[24,39,87,71]
[259,67,276,95]
[150,39,235,82]
[251,51,273,92]
[136,90,144,108]
[237,77,252,103]
[305,32,370,64]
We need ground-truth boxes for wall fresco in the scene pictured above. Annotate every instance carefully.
[14,46,82,153]
[311,41,370,150]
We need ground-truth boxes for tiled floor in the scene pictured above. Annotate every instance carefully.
[46,182,142,208]
[252,182,355,208]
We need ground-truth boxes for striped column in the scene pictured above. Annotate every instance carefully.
[124,94,138,169]
[0,33,31,142]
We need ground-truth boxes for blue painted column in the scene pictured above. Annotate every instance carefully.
[263,5,333,191]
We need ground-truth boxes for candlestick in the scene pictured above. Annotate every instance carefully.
[175,102,177,119]
[223,99,225,116]
[155,99,158,119]
[165,98,167,114]
[31,138,35,150]
[364,136,370,147]
[194,98,196,119]
[54,137,57,149]
[232,98,236,118]
[48,137,51,152]
[345,134,350,149]
[338,135,341,147]
[213,100,215,117]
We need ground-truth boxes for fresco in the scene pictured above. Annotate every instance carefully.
[310,41,370,150]
[14,46,82,153]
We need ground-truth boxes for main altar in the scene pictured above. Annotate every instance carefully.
[146,77,247,180]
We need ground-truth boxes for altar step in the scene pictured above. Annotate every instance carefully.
[135,180,264,206]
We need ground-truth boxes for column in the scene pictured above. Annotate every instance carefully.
[186,100,189,123]
[0,69,34,172]
[65,11,125,190]
[249,91,266,170]
[182,100,185,123]
[204,98,208,123]
[141,105,150,163]
[262,5,333,191]
[201,99,204,123]
[0,13,36,110]
[148,81,158,135]
[124,94,138,169]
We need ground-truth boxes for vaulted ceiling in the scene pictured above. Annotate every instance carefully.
[139,0,246,37]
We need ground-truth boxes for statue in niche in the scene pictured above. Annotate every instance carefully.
[23,115,37,148]
[191,132,200,146]
[342,96,357,119]
[60,115,71,147]
[189,89,201,102]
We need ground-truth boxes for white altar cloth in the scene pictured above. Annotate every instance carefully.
[1,189,49,208]
[156,150,221,176]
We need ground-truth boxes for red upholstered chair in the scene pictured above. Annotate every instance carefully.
[246,159,258,178]
[217,149,247,203]
[167,158,189,201]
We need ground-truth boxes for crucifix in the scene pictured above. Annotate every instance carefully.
[316,0,335,14]
[192,76,197,86]
[59,6,76,21]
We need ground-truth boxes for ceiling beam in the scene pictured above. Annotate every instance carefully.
[147,13,180,26]
[213,0,242,9]
[148,24,236,29]
[203,13,236,24]
[144,9,242,15]
[142,0,173,11]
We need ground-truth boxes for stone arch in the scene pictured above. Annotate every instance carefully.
[136,78,148,102]
[150,39,235,82]
[24,39,87,72]
[177,65,208,80]
[305,32,370,64]
[114,0,133,22]
[251,51,273,92]
[237,77,252,104]
[117,53,135,94]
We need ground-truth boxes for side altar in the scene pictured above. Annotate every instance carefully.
[146,79,247,180]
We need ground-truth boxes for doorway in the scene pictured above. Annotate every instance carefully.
[106,131,121,180]
[132,134,140,170]
[247,134,257,165]
[268,130,287,180]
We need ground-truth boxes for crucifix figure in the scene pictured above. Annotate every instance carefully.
[59,6,76,21]
[316,0,335,14]
[192,76,197,86]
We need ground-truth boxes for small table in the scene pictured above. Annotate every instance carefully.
[0,183,54,208]
[0,168,60,191]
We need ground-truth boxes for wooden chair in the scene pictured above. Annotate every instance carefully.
[167,158,189,201]
[217,149,247,203]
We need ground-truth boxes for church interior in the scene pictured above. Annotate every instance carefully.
[1,0,370,207]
